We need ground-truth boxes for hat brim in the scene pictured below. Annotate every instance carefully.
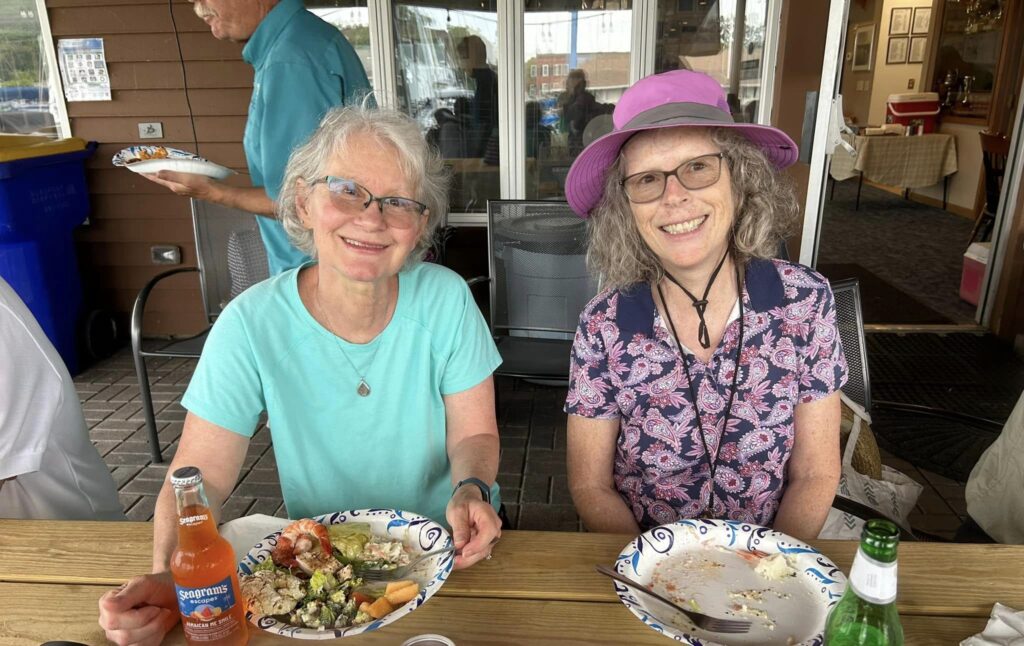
[564,120,798,218]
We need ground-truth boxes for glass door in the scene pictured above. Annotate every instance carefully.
[391,1,500,216]
[522,1,634,201]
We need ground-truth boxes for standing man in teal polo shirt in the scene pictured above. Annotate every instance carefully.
[145,0,371,275]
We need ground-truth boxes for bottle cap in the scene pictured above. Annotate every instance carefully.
[400,635,455,646]
[170,466,203,487]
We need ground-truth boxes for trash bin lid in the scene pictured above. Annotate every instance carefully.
[493,212,587,246]
[0,135,88,163]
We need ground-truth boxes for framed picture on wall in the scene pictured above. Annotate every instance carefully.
[912,7,932,34]
[852,24,875,71]
[890,7,912,35]
[908,36,928,63]
[887,36,909,64]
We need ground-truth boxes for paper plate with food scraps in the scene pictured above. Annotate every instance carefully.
[237,509,454,640]
[612,519,846,646]
[111,145,234,180]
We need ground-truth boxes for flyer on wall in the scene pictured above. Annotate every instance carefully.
[57,38,111,102]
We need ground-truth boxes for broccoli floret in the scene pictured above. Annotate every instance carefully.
[354,610,373,625]
[309,570,338,597]
[328,589,348,605]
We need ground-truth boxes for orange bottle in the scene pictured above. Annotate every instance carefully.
[169,466,249,646]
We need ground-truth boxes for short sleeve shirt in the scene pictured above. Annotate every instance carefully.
[565,259,848,529]
[182,262,502,525]
[242,0,372,275]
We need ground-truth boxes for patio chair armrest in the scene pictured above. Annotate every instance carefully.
[831,494,948,542]
[130,267,200,354]
[831,494,918,541]
[466,275,491,290]
[872,400,1004,431]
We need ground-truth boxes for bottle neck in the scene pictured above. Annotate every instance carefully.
[848,547,898,605]
[174,483,220,547]
[860,519,900,564]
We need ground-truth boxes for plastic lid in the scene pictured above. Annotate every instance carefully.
[886,92,939,102]
[170,466,203,487]
[0,136,88,163]
[400,635,456,646]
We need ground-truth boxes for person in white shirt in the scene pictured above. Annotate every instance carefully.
[0,277,124,520]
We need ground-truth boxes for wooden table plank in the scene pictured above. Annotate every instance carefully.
[0,582,990,646]
[3,520,1023,618]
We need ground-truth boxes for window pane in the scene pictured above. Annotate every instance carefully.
[525,2,633,200]
[654,0,768,123]
[393,1,499,214]
[0,1,61,137]
[306,2,373,90]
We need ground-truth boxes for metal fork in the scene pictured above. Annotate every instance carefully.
[358,546,455,582]
[595,564,751,634]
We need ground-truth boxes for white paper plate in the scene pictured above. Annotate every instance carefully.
[236,509,454,640]
[612,519,846,646]
[112,145,235,180]
[122,157,234,180]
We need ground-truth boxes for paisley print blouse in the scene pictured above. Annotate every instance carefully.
[565,259,848,529]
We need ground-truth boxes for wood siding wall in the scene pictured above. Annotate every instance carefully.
[47,0,253,336]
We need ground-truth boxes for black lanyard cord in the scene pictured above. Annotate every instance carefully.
[657,261,744,518]
[663,249,730,349]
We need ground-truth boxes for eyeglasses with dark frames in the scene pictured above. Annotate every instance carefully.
[620,152,725,204]
[310,176,428,229]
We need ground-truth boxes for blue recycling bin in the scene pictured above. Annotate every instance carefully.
[0,139,97,375]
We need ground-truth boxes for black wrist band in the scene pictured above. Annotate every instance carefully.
[452,477,491,504]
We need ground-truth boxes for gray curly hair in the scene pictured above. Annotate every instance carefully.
[277,105,450,265]
[585,127,798,290]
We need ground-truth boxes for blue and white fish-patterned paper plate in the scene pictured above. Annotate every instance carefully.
[111,145,234,179]
[612,519,846,646]
[237,508,454,640]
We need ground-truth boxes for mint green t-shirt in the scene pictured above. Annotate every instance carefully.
[181,262,502,524]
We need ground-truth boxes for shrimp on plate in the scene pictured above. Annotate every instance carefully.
[272,518,341,575]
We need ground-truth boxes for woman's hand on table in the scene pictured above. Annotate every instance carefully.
[446,485,501,570]
[97,572,179,646]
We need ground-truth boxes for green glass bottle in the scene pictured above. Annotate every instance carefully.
[823,519,904,646]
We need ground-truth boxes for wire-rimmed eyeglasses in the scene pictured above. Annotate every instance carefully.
[620,152,725,204]
[310,176,428,229]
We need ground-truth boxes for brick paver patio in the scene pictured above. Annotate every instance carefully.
[77,347,968,538]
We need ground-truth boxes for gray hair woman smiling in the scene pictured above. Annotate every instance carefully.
[564,70,847,542]
[278,106,450,265]
[98,103,505,646]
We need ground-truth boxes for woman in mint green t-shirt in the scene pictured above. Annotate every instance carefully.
[163,105,504,579]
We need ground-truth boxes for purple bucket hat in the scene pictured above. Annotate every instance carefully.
[564,70,797,218]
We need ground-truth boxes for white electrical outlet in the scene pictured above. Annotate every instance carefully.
[138,122,163,139]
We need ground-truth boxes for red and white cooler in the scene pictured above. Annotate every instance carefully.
[886,92,941,132]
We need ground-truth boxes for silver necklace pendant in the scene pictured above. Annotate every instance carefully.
[356,379,371,397]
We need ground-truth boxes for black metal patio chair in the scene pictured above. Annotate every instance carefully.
[130,199,269,463]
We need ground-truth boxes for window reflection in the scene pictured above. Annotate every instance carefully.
[524,3,633,200]
[655,0,768,123]
[306,2,373,90]
[0,3,62,137]
[393,2,499,214]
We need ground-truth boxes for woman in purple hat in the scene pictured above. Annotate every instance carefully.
[564,70,847,541]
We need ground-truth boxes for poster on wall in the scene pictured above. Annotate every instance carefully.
[852,24,875,71]
[912,7,932,34]
[887,36,909,64]
[909,36,928,63]
[890,7,912,35]
[57,38,111,102]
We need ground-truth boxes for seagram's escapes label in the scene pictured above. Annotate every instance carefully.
[175,575,236,623]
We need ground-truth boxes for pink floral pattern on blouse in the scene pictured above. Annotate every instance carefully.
[565,259,848,529]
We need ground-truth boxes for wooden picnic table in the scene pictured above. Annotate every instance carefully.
[1,520,1020,644]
